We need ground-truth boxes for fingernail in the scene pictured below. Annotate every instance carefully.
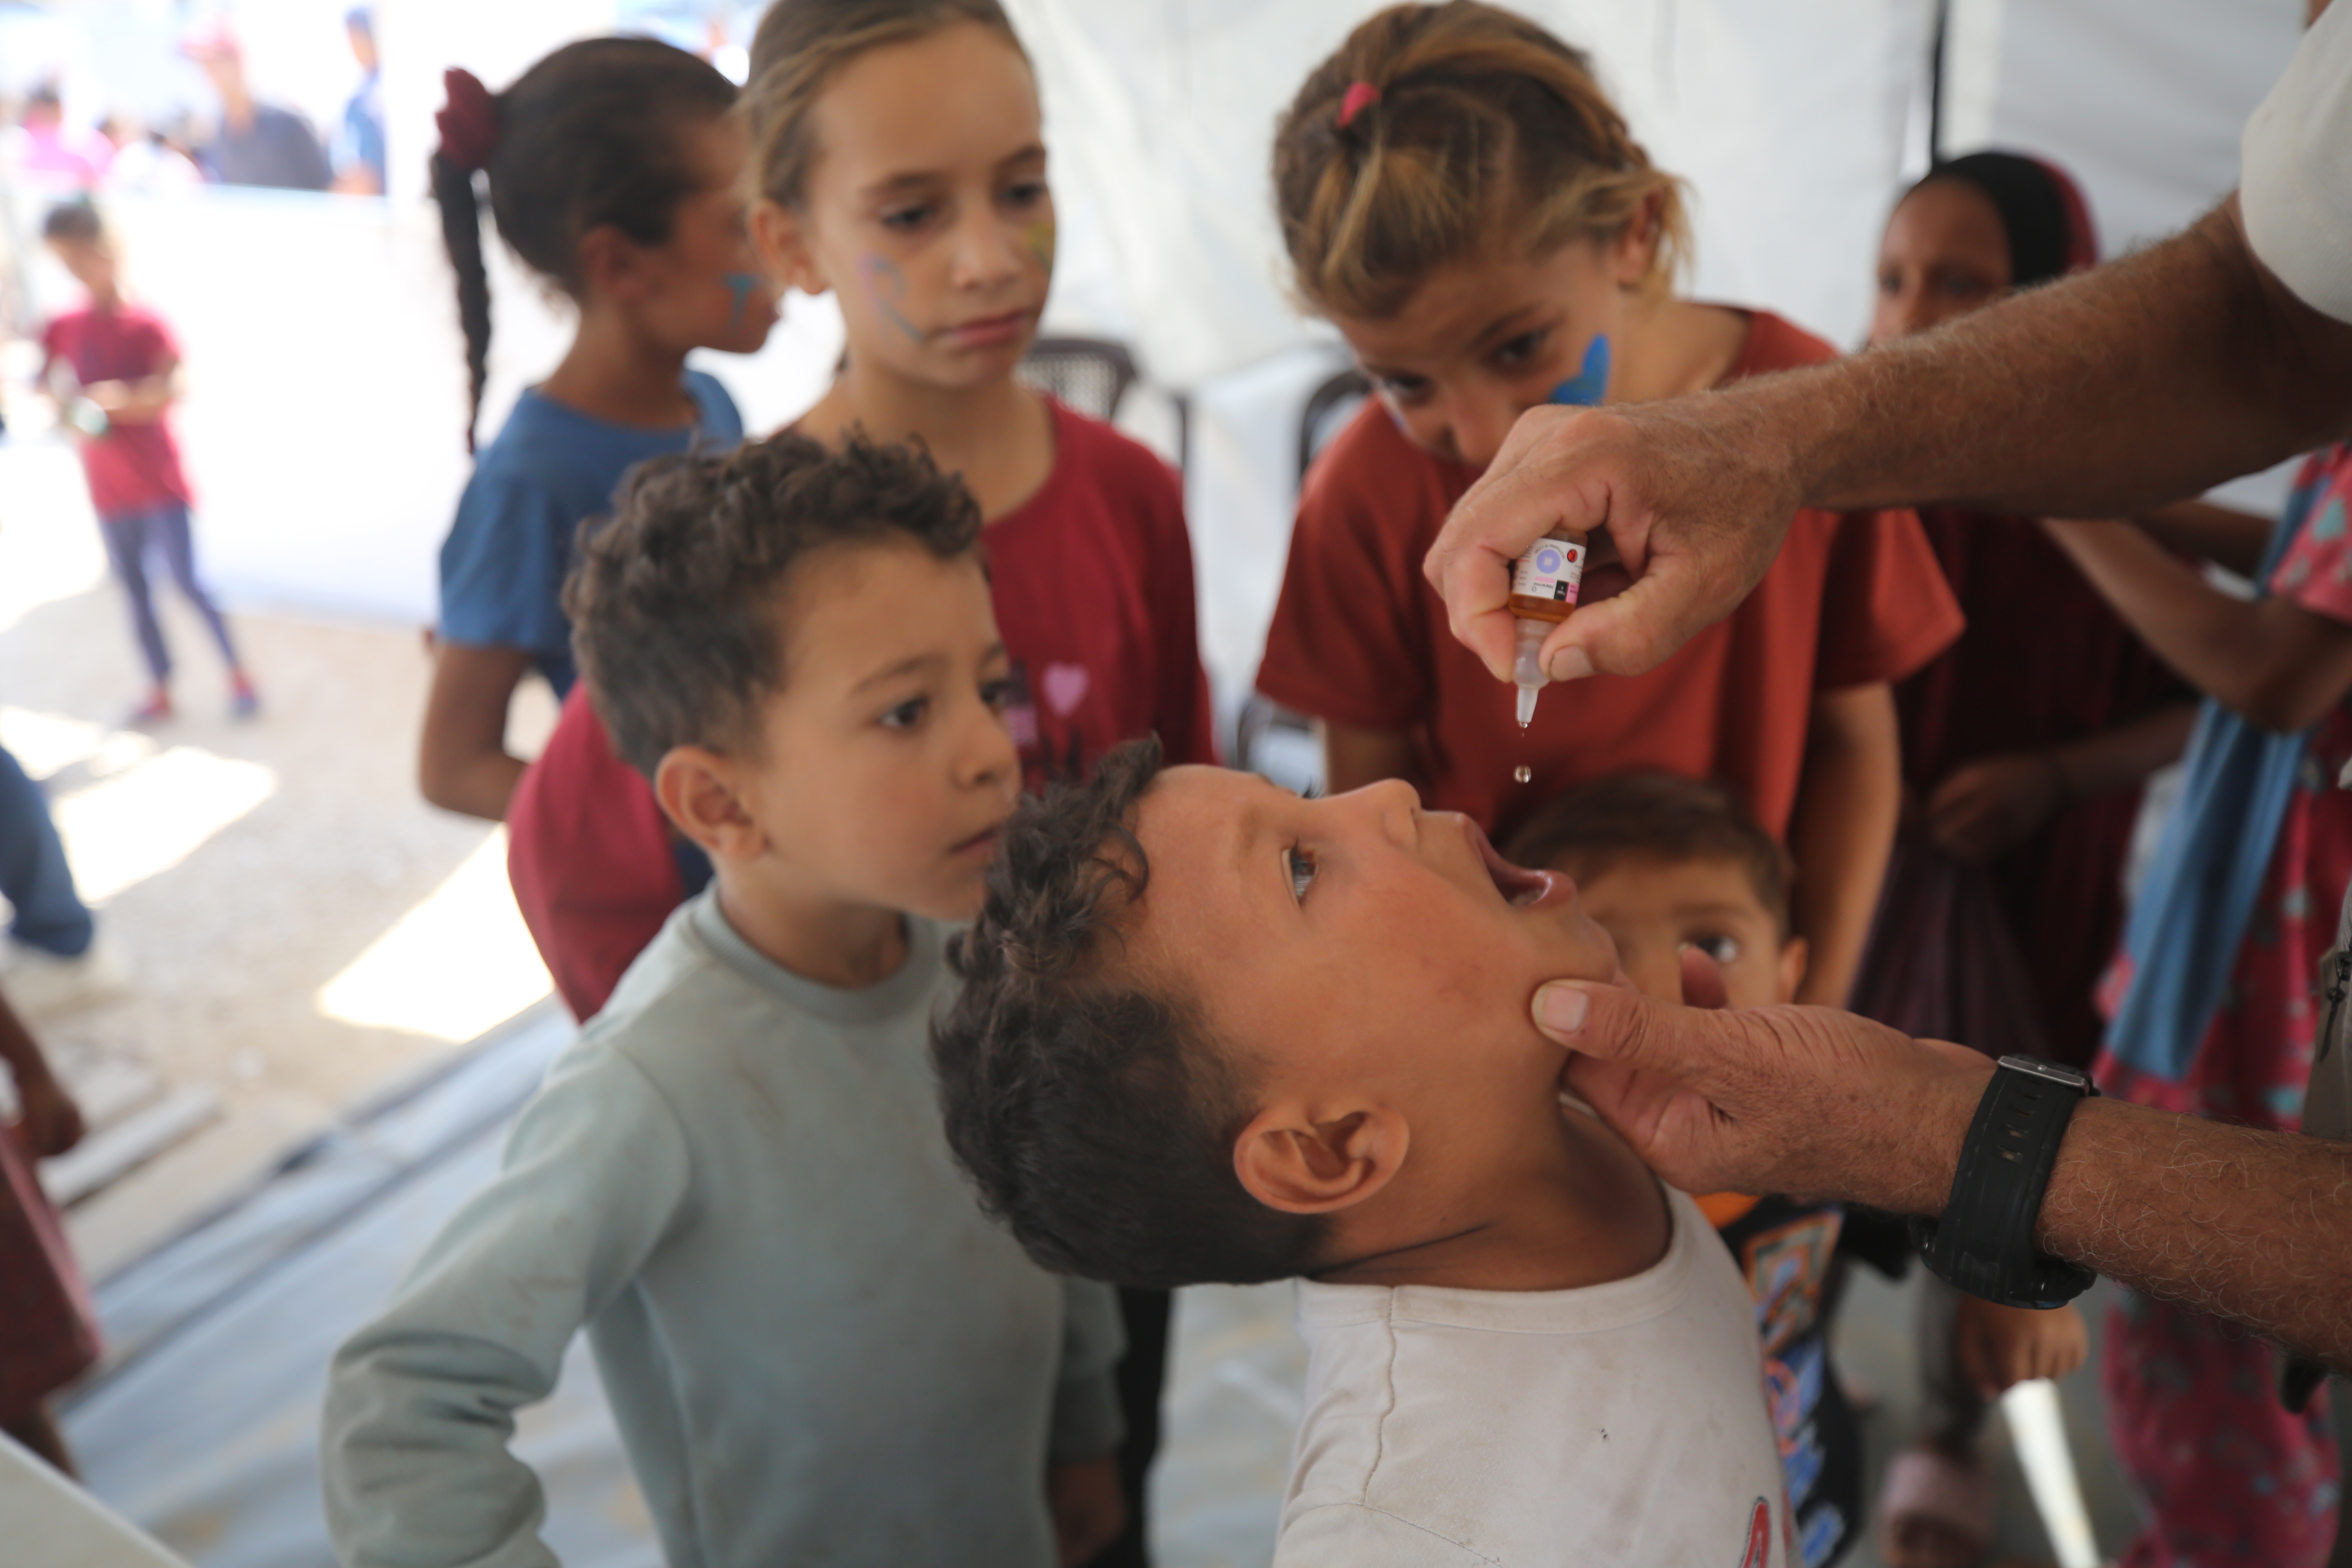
[1548,647,1593,683]
[1535,983,1589,1036]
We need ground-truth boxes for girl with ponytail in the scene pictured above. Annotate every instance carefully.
[1252,8,1964,1560]
[419,38,776,822]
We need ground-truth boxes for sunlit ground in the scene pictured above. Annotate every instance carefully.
[0,434,553,1272]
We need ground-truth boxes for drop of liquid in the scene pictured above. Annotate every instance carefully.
[1513,764,1533,784]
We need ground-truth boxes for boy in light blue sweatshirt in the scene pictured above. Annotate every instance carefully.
[323,432,1127,1568]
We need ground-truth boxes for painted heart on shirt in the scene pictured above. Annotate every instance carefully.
[1041,662,1091,718]
[2314,497,2348,543]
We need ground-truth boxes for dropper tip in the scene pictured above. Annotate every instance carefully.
[1515,683,1538,728]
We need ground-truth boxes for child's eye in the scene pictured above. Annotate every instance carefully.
[1286,844,1318,902]
[1371,373,1427,405]
[1682,933,1742,966]
[881,695,929,730]
[1492,328,1547,368]
[979,677,1012,712]
[1002,180,1049,208]
[880,203,936,232]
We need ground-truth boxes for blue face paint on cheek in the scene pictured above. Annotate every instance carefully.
[723,272,759,330]
[1549,334,1611,406]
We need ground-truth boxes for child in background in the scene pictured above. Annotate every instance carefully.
[933,743,1795,1566]
[1851,151,2166,1568]
[417,39,777,822]
[2037,448,2352,1568]
[325,433,1127,1568]
[1505,773,1871,1568]
[502,11,1214,1548]
[508,0,1216,1021]
[1253,0,1961,1009]
[0,977,99,1477]
[38,203,257,724]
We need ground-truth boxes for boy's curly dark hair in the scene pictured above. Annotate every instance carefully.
[567,430,981,777]
[932,738,1328,1288]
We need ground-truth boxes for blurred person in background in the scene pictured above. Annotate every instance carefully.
[97,116,204,195]
[38,202,261,724]
[330,7,387,196]
[0,978,98,1477]
[181,24,332,192]
[0,742,122,1018]
[4,82,110,189]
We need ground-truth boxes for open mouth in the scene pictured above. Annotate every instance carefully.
[1469,819,1557,908]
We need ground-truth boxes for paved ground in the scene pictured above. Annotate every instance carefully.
[1,438,555,1279]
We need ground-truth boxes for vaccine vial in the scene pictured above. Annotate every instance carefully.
[1507,528,1587,727]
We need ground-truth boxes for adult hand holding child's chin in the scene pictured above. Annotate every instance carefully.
[1535,955,1994,1215]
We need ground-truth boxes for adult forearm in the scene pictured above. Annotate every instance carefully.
[1765,204,2352,519]
[2035,1100,2352,1367]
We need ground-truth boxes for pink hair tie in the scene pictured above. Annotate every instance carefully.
[1337,80,1381,131]
[435,67,500,173]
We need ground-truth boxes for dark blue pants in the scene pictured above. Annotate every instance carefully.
[0,745,92,958]
[98,501,240,686]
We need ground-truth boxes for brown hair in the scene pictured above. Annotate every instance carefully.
[1506,771,1793,938]
[745,0,1029,210]
[1272,0,1689,321]
[931,737,1330,1289]
[430,38,737,450]
[566,430,983,777]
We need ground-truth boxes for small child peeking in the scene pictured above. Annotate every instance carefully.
[1513,773,2085,1568]
[933,742,1793,1566]
[325,433,1125,1568]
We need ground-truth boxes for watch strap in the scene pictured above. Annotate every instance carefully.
[1910,1056,2099,1309]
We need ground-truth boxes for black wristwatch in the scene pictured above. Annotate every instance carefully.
[1909,1055,2100,1309]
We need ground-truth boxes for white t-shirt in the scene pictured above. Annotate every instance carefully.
[1276,1187,1791,1567]
[2242,0,2352,325]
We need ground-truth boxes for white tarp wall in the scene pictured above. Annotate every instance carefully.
[1,0,2309,723]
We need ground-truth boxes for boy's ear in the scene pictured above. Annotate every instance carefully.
[1776,935,1810,1007]
[751,198,828,298]
[1232,1103,1408,1216]
[654,745,767,862]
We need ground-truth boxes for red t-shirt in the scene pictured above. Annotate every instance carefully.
[40,303,194,517]
[507,400,1218,1020]
[1257,311,1965,844]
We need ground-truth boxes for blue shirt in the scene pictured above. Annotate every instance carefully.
[438,371,742,696]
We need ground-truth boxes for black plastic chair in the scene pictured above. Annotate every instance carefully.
[1016,336,1140,424]
[1296,365,1370,489]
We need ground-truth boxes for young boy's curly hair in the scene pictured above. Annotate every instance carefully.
[566,430,981,777]
[931,738,1328,1289]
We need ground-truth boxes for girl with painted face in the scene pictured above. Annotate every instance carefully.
[1255,1,1961,1016]
[500,9,1217,1559]
[1855,152,2195,1568]
[419,39,779,825]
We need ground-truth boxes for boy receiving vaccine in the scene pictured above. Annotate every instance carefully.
[934,742,1793,1567]
[325,433,1125,1568]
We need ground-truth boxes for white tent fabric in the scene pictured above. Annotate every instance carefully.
[2,0,2310,716]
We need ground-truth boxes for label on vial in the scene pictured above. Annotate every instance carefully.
[1511,538,1586,605]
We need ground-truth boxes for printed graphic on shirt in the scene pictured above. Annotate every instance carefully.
[1724,1200,1855,1568]
[1739,1496,1773,1568]
[1005,658,1090,790]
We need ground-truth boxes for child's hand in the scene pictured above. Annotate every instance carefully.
[1953,1294,2087,1396]
[1926,753,2065,863]
[1045,1455,1126,1566]
[14,1068,88,1160]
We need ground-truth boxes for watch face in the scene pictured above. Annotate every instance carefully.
[1998,1054,2090,1091]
